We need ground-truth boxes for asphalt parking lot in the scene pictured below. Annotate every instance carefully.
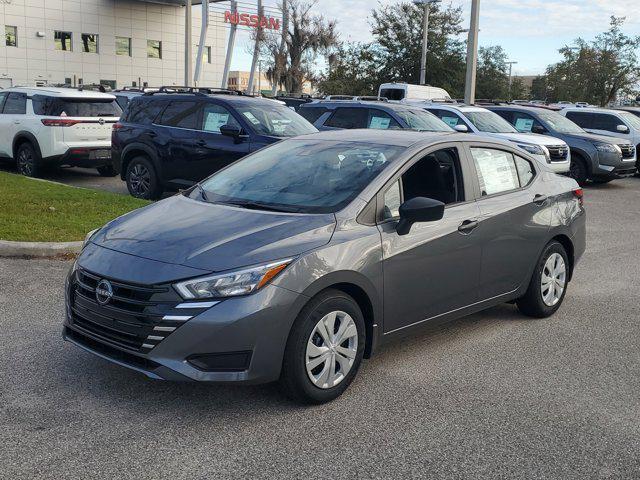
[1,178,640,479]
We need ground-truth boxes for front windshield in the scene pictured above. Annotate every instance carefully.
[395,108,453,132]
[236,104,317,137]
[198,139,404,213]
[536,110,584,134]
[618,111,640,131]
[465,110,518,133]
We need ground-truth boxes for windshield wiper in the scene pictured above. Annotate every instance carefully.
[220,200,301,213]
[193,183,209,202]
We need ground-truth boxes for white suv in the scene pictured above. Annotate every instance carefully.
[0,87,122,177]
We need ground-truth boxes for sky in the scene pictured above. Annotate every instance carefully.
[227,0,640,77]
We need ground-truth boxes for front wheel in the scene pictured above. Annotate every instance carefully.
[280,289,366,404]
[517,241,569,318]
[568,156,588,186]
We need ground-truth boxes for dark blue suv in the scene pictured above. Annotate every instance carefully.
[112,87,317,199]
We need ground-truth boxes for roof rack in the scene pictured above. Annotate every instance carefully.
[144,86,244,96]
[78,84,110,93]
[324,95,356,101]
[354,96,388,102]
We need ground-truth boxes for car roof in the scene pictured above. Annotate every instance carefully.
[562,107,624,114]
[485,105,552,114]
[425,104,487,113]
[3,86,116,100]
[303,100,441,113]
[133,92,284,108]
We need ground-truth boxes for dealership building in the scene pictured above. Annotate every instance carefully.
[0,0,227,89]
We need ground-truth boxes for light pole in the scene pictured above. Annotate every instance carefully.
[185,0,193,86]
[464,0,480,104]
[413,0,440,85]
[506,60,518,101]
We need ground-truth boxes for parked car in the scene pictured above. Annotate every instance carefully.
[64,129,585,404]
[298,100,453,133]
[112,87,318,199]
[378,82,452,102]
[487,105,637,184]
[615,106,640,119]
[424,104,571,173]
[113,87,158,110]
[0,86,122,177]
[560,107,640,173]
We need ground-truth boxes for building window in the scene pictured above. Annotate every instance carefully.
[115,36,131,56]
[100,79,116,90]
[81,33,98,53]
[5,26,17,47]
[147,40,161,59]
[54,31,72,51]
[196,45,211,64]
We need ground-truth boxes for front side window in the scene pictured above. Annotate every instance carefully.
[54,31,72,51]
[618,111,640,131]
[395,108,452,132]
[236,104,317,137]
[116,36,131,56]
[471,148,523,196]
[201,104,241,133]
[298,106,328,124]
[367,109,401,130]
[3,93,27,115]
[535,110,584,134]
[81,33,98,53]
[512,112,537,133]
[324,108,368,129]
[158,101,199,129]
[592,113,621,133]
[0,92,7,112]
[464,110,518,134]
[147,40,162,59]
[199,140,404,213]
[383,180,402,219]
[429,109,464,129]
[5,26,17,47]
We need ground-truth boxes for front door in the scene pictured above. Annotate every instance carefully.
[379,145,482,333]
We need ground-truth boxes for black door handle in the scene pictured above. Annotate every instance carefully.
[533,194,548,205]
[458,219,479,234]
[195,139,206,147]
[147,131,157,138]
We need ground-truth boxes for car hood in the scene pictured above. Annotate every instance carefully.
[560,131,631,145]
[91,195,336,272]
[484,132,566,147]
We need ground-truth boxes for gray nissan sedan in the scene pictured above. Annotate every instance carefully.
[64,129,586,404]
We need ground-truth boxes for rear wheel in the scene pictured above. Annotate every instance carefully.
[96,165,118,177]
[16,143,43,178]
[517,241,569,318]
[280,289,365,404]
[125,156,162,200]
[568,155,588,186]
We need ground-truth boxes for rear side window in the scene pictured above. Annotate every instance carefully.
[0,92,7,112]
[32,95,121,117]
[324,108,368,129]
[158,101,200,129]
[3,93,26,114]
[565,112,593,129]
[127,99,164,124]
[298,106,328,124]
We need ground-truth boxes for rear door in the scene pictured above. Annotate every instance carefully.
[0,93,27,158]
[193,102,250,181]
[0,92,11,157]
[466,145,552,299]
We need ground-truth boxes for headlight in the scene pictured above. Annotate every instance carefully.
[174,258,294,299]
[594,142,621,154]
[517,143,549,160]
[83,228,100,248]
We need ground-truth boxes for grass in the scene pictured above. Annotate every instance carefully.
[0,171,150,242]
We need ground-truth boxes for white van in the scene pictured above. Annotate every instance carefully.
[378,82,451,103]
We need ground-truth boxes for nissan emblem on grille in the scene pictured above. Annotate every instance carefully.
[95,279,113,305]
[98,118,105,125]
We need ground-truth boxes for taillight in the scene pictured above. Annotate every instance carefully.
[41,119,80,127]
[112,122,123,130]
[573,188,584,207]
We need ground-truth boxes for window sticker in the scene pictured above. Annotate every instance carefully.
[515,118,534,132]
[369,116,391,129]
[242,111,261,125]
[473,150,519,195]
[204,112,230,132]
[441,116,460,128]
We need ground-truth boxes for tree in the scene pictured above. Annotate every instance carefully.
[260,0,338,94]
[316,43,379,96]
[544,17,640,106]
[475,45,509,100]
[530,76,548,101]
[509,77,528,100]
[370,2,467,97]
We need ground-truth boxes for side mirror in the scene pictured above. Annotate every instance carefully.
[532,125,546,134]
[220,124,248,142]
[396,197,445,236]
[454,124,468,133]
[617,124,629,133]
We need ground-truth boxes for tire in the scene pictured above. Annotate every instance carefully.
[517,241,569,318]
[125,156,162,200]
[96,165,118,177]
[280,289,366,404]
[568,155,588,186]
[16,142,43,178]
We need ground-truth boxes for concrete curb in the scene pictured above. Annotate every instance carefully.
[0,240,83,258]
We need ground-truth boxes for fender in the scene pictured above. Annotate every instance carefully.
[120,142,161,180]
[570,146,594,174]
[12,131,43,159]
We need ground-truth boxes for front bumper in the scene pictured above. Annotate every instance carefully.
[595,151,637,178]
[44,147,114,169]
[63,262,304,384]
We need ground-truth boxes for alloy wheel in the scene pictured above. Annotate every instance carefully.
[17,149,34,176]
[541,253,566,307]
[305,310,358,389]
[129,163,151,196]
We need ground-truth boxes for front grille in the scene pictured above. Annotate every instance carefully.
[68,268,185,353]
[619,144,635,159]
[547,145,569,162]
